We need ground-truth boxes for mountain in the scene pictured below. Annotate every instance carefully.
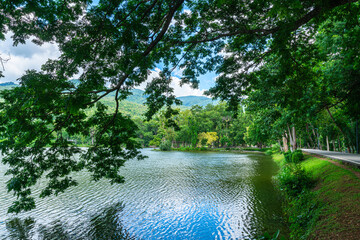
[108,88,217,107]
[0,82,17,90]
[0,82,17,86]
[125,89,148,104]
[124,89,218,107]
[0,82,218,109]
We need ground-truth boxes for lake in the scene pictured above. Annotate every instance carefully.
[0,149,288,239]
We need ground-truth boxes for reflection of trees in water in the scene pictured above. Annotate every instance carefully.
[6,218,72,240]
[38,220,70,240]
[88,202,135,240]
[5,202,136,240]
[6,217,35,240]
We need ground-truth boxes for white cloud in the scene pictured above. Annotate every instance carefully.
[137,68,205,97]
[183,9,192,15]
[0,32,60,82]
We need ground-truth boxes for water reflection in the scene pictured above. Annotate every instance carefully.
[1,150,288,239]
[38,220,70,240]
[6,217,34,240]
[6,202,135,240]
[88,202,134,240]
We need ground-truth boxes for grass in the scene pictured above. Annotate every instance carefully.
[273,152,360,239]
[301,155,360,240]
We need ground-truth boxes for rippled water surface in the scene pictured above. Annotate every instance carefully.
[0,149,287,239]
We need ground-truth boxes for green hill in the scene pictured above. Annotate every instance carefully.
[0,82,218,117]
[0,82,17,90]
[0,82,16,86]
[124,89,218,107]
[125,89,148,104]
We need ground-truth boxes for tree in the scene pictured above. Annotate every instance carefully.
[197,132,218,148]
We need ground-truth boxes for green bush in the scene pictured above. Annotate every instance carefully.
[284,150,304,163]
[291,150,304,163]
[284,151,293,163]
[159,140,172,151]
[267,144,281,155]
[175,146,209,151]
[277,164,314,197]
[265,149,273,155]
[197,147,208,151]
[179,146,192,151]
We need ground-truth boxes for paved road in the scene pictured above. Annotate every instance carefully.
[301,148,360,167]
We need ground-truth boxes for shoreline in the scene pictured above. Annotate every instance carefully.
[152,147,268,154]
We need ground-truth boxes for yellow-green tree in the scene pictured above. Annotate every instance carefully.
[197,132,219,148]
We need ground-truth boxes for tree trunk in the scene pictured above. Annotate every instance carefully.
[91,129,95,145]
[283,134,289,152]
[292,126,297,150]
[278,140,284,152]
[332,140,335,152]
[326,106,351,153]
[326,136,330,151]
[311,127,319,149]
[306,123,315,149]
[356,119,359,154]
[287,124,295,151]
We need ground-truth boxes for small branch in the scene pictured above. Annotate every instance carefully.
[244,49,273,72]
[170,43,196,74]
[0,53,11,71]
[83,87,118,106]
[140,0,159,22]
[40,113,72,143]
[98,87,121,138]
[115,0,149,28]
[317,85,355,114]
[148,14,168,40]
[288,52,306,70]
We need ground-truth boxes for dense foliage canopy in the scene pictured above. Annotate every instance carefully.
[0,0,359,212]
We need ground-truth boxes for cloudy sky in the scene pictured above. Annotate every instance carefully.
[0,32,217,97]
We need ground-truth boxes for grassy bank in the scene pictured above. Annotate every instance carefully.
[273,152,360,240]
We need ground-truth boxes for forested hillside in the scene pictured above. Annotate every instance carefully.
[0,82,217,118]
